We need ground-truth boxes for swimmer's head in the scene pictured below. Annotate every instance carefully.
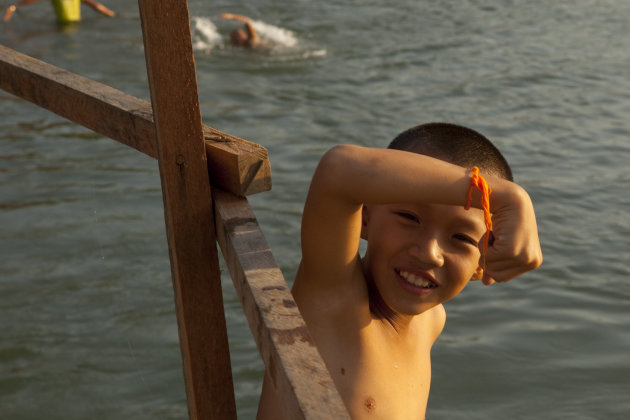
[230,29,249,46]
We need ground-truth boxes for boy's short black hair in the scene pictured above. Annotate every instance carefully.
[388,122,513,181]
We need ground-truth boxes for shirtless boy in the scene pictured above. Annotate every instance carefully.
[257,122,543,419]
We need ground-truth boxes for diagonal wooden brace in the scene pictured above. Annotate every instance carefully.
[0,44,271,197]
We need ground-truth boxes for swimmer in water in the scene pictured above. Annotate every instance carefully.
[3,0,114,23]
[219,12,260,48]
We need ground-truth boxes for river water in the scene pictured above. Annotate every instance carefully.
[1,0,629,419]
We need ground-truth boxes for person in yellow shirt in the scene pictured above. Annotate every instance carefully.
[3,0,114,24]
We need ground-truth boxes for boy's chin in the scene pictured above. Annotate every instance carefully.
[367,273,442,321]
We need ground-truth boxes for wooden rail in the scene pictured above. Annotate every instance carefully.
[0,44,270,197]
[0,0,350,418]
[214,190,349,419]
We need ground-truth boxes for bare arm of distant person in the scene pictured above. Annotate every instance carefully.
[220,12,260,46]
[82,0,115,17]
[3,0,41,21]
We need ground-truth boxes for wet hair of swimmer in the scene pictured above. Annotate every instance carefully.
[230,29,249,46]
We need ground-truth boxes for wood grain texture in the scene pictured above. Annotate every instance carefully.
[214,189,350,419]
[0,44,270,196]
[138,1,237,419]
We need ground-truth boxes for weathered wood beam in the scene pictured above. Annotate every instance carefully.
[138,1,237,419]
[213,189,350,419]
[0,44,270,197]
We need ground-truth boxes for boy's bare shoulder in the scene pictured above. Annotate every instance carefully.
[423,302,446,342]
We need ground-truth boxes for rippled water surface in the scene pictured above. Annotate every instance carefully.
[1,0,629,418]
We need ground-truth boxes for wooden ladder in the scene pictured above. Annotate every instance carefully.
[0,1,349,419]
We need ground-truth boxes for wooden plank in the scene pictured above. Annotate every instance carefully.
[137,1,237,419]
[203,125,271,197]
[0,44,271,197]
[213,189,350,419]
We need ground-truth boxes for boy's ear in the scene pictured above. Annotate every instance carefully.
[360,205,369,240]
[471,266,484,281]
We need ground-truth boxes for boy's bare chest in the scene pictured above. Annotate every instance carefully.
[313,321,432,420]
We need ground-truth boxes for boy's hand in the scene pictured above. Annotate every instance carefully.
[482,185,542,285]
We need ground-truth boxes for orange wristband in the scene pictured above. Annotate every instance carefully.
[464,167,492,269]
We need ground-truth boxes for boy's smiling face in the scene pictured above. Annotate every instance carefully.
[362,202,486,318]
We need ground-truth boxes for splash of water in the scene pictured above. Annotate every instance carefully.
[191,16,326,59]
[191,16,223,52]
[250,20,298,48]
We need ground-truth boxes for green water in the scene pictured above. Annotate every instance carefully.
[1,0,629,418]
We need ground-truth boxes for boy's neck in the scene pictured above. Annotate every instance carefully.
[363,260,414,334]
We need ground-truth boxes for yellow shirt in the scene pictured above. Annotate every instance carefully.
[51,0,81,23]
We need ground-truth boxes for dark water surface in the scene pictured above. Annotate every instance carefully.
[1,0,629,418]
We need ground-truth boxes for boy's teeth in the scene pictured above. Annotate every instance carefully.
[398,270,436,288]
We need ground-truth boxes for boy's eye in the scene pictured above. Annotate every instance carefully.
[453,233,478,246]
[396,212,420,223]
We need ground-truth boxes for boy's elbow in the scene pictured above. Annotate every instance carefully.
[321,144,357,164]
[315,144,357,178]
[309,145,361,200]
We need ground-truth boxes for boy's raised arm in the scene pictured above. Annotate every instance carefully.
[299,144,541,286]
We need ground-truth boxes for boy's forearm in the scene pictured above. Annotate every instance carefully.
[315,144,531,214]
[314,144,484,208]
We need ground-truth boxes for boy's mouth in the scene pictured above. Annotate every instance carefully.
[395,269,437,289]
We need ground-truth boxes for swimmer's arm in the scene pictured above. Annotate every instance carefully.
[300,145,542,284]
[220,13,259,45]
[244,22,259,46]
[219,13,252,23]
[3,0,40,21]
[82,0,115,17]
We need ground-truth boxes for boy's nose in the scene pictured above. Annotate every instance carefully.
[408,237,444,267]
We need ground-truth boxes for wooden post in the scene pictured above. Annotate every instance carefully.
[138,1,237,419]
